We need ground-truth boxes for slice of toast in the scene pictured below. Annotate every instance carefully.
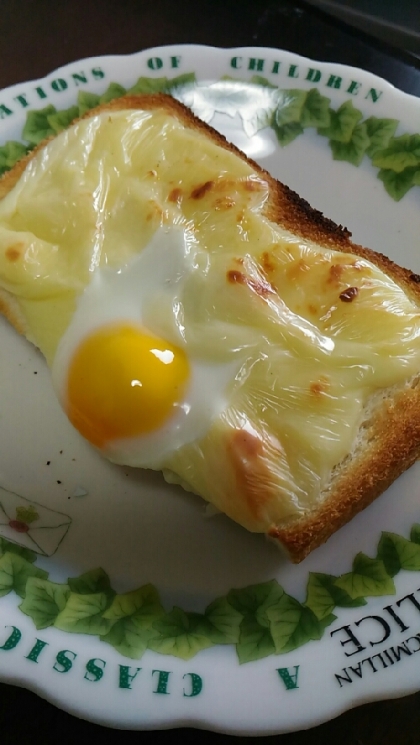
[0,93,420,562]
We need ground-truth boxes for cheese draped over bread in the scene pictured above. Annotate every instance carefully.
[0,105,419,536]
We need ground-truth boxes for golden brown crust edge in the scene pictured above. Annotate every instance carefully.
[269,379,420,561]
[1,93,420,562]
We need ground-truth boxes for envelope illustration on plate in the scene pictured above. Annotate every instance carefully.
[0,487,71,556]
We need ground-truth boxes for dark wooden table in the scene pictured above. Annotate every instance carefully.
[1,1,420,742]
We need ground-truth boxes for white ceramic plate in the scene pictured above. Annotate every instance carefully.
[0,44,420,735]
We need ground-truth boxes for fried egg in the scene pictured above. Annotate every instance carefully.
[52,226,240,468]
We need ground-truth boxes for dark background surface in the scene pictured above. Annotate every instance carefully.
[1,1,420,742]
[305,0,420,55]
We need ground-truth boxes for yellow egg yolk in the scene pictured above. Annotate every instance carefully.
[66,323,190,448]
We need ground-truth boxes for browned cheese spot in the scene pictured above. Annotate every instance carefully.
[309,376,330,397]
[328,263,345,285]
[168,187,183,204]
[339,286,359,302]
[5,244,23,262]
[214,196,236,210]
[227,269,245,284]
[227,430,276,519]
[287,258,310,281]
[261,251,276,274]
[190,180,214,199]
[214,178,236,191]
[307,303,318,316]
[328,260,361,287]
[226,269,275,298]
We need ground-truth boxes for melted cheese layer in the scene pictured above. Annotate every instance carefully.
[0,108,419,531]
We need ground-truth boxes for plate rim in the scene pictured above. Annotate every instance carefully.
[0,42,420,734]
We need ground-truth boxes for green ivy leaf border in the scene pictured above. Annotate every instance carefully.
[1,525,420,664]
[0,73,416,201]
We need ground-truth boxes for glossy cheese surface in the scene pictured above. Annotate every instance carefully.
[0,108,419,531]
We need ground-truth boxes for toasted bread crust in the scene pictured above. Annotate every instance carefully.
[1,93,419,561]
[269,378,420,560]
